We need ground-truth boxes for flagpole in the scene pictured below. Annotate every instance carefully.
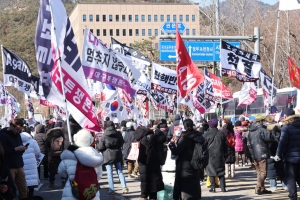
[271,10,280,110]
[1,45,8,126]
[219,39,224,124]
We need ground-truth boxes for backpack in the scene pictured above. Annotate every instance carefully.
[71,161,99,200]
[50,136,64,157]
[146,135,168,165]
[190,141,208,170]
[226,132,235,148]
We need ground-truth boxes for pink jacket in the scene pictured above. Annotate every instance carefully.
[234,127,245,152]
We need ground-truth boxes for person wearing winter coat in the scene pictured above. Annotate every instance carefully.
[234,121,246,167]
[247,115,275,195]
[157,119,169,138]
[134,126,166,200]
[20,132,41,198]
[61,115,82,149]
[45,127,65,189]
[58,129,104,200]
[123,122,139,178]
[97,121,128,194]
[168,119,205,200]
[222,119,235,178]
[167,114,182,142]
[204,118,228,193]
[34,124,48,180]
[0,143,17,200]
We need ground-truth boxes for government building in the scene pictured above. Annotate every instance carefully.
[69,2,200,52]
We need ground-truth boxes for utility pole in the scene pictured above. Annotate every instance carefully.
[216,0,220,36]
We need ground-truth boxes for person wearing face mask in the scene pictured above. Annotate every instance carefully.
[0,119,28,200]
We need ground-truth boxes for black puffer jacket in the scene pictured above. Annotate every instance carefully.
[134,126,166,193]
[123,127,135,160]
[247,122,274,160]
[169,130,204,200]
[0,159,16,200]
[221,124,236,164]
[34,124,47,155]
[97,126,124,165]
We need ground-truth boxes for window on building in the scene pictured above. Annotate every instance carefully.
[148,29,152,36]
[109,15,113,22]
[103,29,106,36]
[186,29,190,35]
[179,15,183,22]
[116,15,119,22]
[123,29,126,36]
[161,30,164,35]
[186,15,189,22]
[96,29,100,36]
[90,29,93,33]
[110,29,113,36]
[155,29,158,36]
[129,29,132,36]
[116,29,120,36]
[135,15,138,22]
[122,15,126,22]
[83,14,86,22]
[173,15,176,22]
[89,15,93,22]
[103,15,106,22]
[141,15,145,22]
[142,29,145,36]
[192,15,195,22]
[135,29,139,36]
[148,15,151,22]
[160,15,164,22]
[192,29,196,36]
[154,15,158,22]
[167,15,170,22]
[96,15,99,22]
[129,15,132,22]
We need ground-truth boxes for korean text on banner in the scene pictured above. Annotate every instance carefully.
[82,29,141,98]
[151,63,177,94]
[193,84,213,114]
[260,68,277,108]
[176,27,205,98]
[221,41,261,82]
[209,72,233,103]
[46,0,100,132]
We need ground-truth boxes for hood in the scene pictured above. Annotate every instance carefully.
[266,123,280,131]
[134,126,153,141]
[283,115,300,127]
[182,130,205,144]
[249,122,263,132]
[74,147,103,167]
[20,132,32,143]
[35,124,45,134]
[60,149,77,161]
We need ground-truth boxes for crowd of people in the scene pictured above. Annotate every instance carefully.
[0,108,300,200]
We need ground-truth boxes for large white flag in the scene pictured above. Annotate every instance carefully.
[260,68,277,108]
[238,82,257,107]
[279,0,300,10]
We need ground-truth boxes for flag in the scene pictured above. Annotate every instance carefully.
[288,57,300,90]
[102,94,128,122]
[35,0,100,132]
[260,68,277,108]
[25,94,35,121]
[176,27,204,98]
[0,81,8,106]
[2,46,33,95]
[193,84,213,114]
[151,63,177,94]
[221,41,261,82]
[209,72,233,103]
[238,82,257,107]
[279,0,300,10]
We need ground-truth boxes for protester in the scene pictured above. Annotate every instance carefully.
[58,129,104,200]
[247,115,274,195]
[45,127,65,189]
[204,118,228,193]
[157,119,169,138]
[123,122,139,178]
[21,131,41,197]
[34,124,49,180]
[168,119,204,199]
[275,108,300,200]
[234,121,246,167]
[97,121,128,194]
[215,103,223,127]
[103,117,111,130]
[134,126,166,200]
[241,121,254,168]
[0,143,16,200]
[167,114,182,142]
[222,119,236,178]
[0,119,28,199]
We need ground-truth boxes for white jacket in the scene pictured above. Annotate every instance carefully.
[58,147,104,200]
[21,132,41,187]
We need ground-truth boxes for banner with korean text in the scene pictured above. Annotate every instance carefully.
[260,68,277,107]
[151,63,177,94]
[238,82,257,107]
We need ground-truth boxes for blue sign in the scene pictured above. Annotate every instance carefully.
[160,22,187,34]
[159,41,240,62]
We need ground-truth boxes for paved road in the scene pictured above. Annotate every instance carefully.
[34,163,296,199]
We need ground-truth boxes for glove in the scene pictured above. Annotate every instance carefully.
[273,155,281,162]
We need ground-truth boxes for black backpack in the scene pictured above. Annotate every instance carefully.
[147,135,168,165]
[190,141,208,170]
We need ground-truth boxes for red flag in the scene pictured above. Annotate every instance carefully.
[288,57,300,90]
[176,27,205,98]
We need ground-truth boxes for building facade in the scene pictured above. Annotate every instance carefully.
[69,3,200,53]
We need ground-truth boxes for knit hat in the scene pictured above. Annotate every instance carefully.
[208,118,218,128]
[73,129,94,147]
[284,108,295,117]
